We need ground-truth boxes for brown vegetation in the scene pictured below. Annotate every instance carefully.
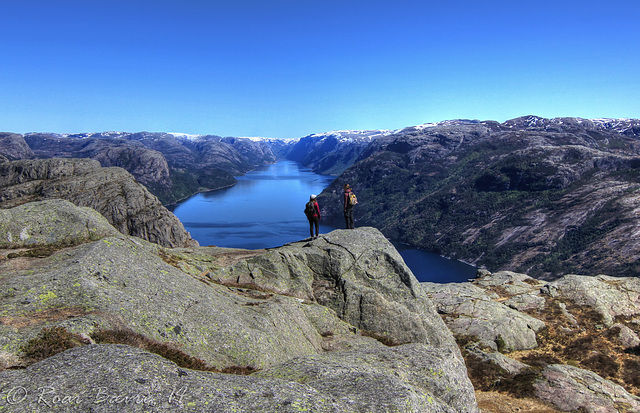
[21,326,88,364]
[460,296,640,410]
[475,391,562,413]
[18,326,258,375]
[515,298,640,396]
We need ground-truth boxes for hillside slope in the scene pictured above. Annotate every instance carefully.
[0,158,196,248]
[7,132,279,204]
[320,117,640,279]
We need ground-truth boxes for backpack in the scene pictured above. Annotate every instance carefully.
[304,201,316,218]
[348,192,358,206]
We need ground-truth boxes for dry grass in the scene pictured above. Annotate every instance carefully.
[92,328,218,371]
[230,286,275,300]
[157,248,184,267]
[462,296,640,402]
[21,326,88,365]
[158,247,264,272]
[476,391,562,413]
[7,246,59,259]
[513,298,640,396]
[92,328,257,374]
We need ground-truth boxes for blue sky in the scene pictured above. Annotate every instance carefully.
[1,1,638,138]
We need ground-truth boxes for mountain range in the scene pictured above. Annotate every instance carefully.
[2,115,640,278]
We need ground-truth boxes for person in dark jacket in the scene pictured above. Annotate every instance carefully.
[306,194,321,238]
[343,184,355,229]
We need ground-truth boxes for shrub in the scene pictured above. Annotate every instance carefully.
[21,326,86,363]
[520,352,562,368]
[581,353,620,378]
[493,367,543,399]
[623,359,640,387]
[463,353,511,391]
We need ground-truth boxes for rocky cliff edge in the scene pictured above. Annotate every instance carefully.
[0,200,478,412]
[0,158,197,248]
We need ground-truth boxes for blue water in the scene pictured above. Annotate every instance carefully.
[170,160,477,283]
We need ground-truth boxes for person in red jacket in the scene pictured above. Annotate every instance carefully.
[306,194,321,238]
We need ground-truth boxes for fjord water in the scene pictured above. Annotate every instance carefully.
[170,160,477,283]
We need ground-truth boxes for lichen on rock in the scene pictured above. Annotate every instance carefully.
[0,201,480,412]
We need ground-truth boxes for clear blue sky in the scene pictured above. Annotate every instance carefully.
[1,0,638,138]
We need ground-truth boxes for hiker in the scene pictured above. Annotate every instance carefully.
[343,184,357,229]
[305,194,321,238]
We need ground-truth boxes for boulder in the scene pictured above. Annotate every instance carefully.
[211,227,458,350]
[0,199,120,248]
[610,323,640,349]
[502,293,546,312]
[464,345,529,376]
[534,364,640,413]
[473,271,545,296]
[541,274,640,326]
[422,282,545,351]
[256,343,479,413]
[0,344,351,412]
[0,158,196,248]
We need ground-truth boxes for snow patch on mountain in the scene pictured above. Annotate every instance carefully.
[168,132,203,141]
[306,129,396,144]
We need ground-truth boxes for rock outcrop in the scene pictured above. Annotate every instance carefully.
[0,200,479,412]
[425,270,640,412]
[77,139,173,193]
[0,133,33,160]
[541,274,640,327]
[534,364,640,413]
[422,280,545,351]
[211,227,455,348]
[0,343,477,413]
[255,343,477,412]
[0,158,196,248]
[0,199,121,248]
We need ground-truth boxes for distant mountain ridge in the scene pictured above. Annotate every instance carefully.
[3,131,280,204]
[285,130,392,175]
